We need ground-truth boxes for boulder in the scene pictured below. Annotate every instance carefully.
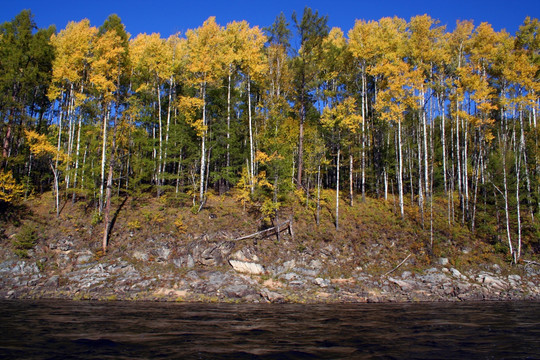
[477,273,507,290]
[314,277,330,288]
[260,288,285,303]
[133,251,149,262]
[229,259,265,275]
[437,257,449,266]
[222,284,256,298]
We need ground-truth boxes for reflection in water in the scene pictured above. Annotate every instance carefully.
[0,300,539,359]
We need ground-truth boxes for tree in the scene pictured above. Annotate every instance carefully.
[321,97,361,228]
[292,7,329,188]
[49,19,97,198]
[0,10,54,165]
[0,170,24,205]
[25,130,67,216]
[184,17,224,207]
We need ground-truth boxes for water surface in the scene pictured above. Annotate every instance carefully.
[0,300,538,359]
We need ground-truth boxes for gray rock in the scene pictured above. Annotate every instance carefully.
[192,240,236,266]
[259,288,284,303]
[388,277,416,291]
[133,251,149,262]
[172,255,195,269]
[282,260,296,272]
[229,260,265,275]
[154,246,171,261]
[282,272,299,281]
[401,271,413,279]
[438,258,449,266]
[314,277,330,288]
[508,274,522,287]
[76,253,93,264]
[222,284,255,298]
[186,270,200,281]
[289,280,305,287]
[57,239,74,252]
[294,267,319,277]
[44,275,59,287]
[477,273,507,290]
[231,247,260,262]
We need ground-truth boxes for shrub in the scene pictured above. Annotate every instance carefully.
[13,222,39,258]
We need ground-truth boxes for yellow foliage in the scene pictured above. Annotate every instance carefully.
[25,130,68,163]
[255,150,283,165]
[0,170,24,204]
[174,214,187,234]
[177,95,205,136]
[321,97,362,134]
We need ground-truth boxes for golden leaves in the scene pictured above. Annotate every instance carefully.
[0,170,24,204]
[177,96,205,136]
[321,97,362,133]
[130,32,173,82]
[89,29,124,99]
[25,130,68,163]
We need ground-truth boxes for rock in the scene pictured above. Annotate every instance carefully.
[450,268,468,281]
[438,258,449,266]
[282,272,299,281]
[231,247,260,262]
[314,277,330,288]
[44,275,59,287]
[388,277,416,291]
[221,284,255,298]
[477,273,507,290]
[133,251,149,262]
[294,267,319,277]
[173,255,195,269]
[76,253,93,264]
[260,288,285,303]
[282,260,296,272]
[401,271,413,279]
[289,280,305,287]
[508,274,522,287]
[229,260,265,275]
[57,239,74,252]
[192,241,236,266]
[154,246,171,261]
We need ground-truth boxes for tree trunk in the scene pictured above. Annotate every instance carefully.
[335,145,340,229]
[247,74,255,193]
[99,106,109,214]
[157,83,163,197]
[397,119,404,219]
[349,151,353,207]
[199,82,207,206]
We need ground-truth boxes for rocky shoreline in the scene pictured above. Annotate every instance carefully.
[1,237,539,303]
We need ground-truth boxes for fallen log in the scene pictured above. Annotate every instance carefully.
[234,219,294,242]
[382,253,412,277]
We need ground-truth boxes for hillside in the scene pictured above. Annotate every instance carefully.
[1,191,539,303]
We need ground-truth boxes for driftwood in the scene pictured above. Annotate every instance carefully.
[383,253,412,277]
[523,260,540,267]
[234,219,294,242]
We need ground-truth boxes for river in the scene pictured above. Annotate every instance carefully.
[0,300,538,359]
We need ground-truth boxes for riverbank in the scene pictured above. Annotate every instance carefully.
[1,192,539,303]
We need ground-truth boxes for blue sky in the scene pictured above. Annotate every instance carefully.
[1,0,538,42]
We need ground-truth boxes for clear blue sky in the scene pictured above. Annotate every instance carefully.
[1,0,538,41]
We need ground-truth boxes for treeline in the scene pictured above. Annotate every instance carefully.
[1,9,539,259]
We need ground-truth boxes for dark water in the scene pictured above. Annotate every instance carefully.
[0,300,539,359]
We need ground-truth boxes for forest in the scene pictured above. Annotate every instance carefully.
[0,8,539,261]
